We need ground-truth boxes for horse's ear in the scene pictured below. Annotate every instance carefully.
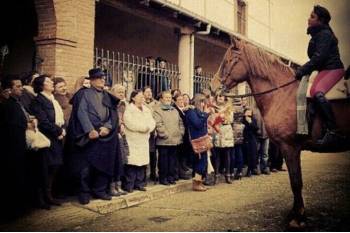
[230,36,240,50]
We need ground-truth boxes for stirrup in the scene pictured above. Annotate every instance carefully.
[316,130,341,146]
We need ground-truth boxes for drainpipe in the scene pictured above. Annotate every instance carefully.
[195,24,211,35]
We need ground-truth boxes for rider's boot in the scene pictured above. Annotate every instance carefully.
[314,92,342,146]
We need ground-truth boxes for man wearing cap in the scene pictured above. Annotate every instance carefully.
[68,68,120,204]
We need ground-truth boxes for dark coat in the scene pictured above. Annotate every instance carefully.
[19,88,35,112]
[0,97,29,214]
[185,108,209,140]
[30,93,64,166]
[67,87,120,176]
[296,25,344,79]
[0,97,28,171]
[242,117,258,169]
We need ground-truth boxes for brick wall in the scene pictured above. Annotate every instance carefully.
[34,0,95,90]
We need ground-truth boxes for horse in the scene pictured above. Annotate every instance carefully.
[210,37,350,229]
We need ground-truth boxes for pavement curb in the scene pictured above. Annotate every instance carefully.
[73,180,193,214]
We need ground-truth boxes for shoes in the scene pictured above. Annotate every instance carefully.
[168,180,176,185]
[246,171,252,177]
[46,189,61,206]
[160,180,170,186]
[262,168,271,175]
[213,174,220,185]
[252,169,260,176]
[179,171,192,180]
[234,172,242,180]
[135,186,147,192]
[110,182,121,197]
[115,181,128,195]
[192,180,207,192]
[125,188,134,193]
[150,174,159,182]
[94,193,112,201]
[225,175,232,184]
[277,167,287,172]
[78,193,90,205]
[271,168,278,173]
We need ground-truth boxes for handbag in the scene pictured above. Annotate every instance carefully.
[190,134,213,154]
[26,128,51,150]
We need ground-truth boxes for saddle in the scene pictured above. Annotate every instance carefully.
[306,70,350,100]
[297,70,348,136]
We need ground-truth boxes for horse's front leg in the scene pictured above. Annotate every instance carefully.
[280,143,306,228]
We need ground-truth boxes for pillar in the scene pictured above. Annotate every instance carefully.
[178,27,195,97]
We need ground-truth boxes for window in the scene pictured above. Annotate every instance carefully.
[237,0,246,35]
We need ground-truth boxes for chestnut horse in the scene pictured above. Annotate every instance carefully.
[210,38,350,228]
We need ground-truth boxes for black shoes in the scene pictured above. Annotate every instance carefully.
[94,193,112,201]
[261,168,271,175]
[252,169,260,176]
[225,175,232,184]
[316,129,343,146]
[135,186,147,191]
[78,194,90,205]
[160,180,170,186]
[234,172,242,180]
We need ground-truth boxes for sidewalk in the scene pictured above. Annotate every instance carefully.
[0,180,192,231]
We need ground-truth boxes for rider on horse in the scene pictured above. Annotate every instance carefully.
[295,5,345,146]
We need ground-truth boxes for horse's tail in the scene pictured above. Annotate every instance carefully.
[345,65,350,80]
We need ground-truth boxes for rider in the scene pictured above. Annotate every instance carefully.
[295,5,345,146]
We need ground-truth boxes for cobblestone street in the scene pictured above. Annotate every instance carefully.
[1,151,349,231]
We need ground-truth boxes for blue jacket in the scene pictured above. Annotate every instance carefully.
[185,108,209,140]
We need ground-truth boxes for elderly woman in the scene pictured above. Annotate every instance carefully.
[143,86,159,181]
[185,94,211,191]
[30,75,66,208]
[123,89,155,192]
[153,91,185,185]
[110,84,128,196]
[53,77,72,126]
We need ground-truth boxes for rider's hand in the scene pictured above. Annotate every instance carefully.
[295,70,303,80]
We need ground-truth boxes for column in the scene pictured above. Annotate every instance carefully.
[178,28,195,97]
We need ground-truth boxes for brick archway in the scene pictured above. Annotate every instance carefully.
[33,0,95,89]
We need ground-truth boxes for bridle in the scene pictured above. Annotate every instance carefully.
[218,47,297,98]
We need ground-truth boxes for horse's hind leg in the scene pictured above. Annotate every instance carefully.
[280,143,306,228]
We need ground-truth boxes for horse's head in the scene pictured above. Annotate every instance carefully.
[210,37,249,94]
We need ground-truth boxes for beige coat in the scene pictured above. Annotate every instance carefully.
[153,105,185,146]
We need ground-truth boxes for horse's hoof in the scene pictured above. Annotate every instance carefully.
[288,218,307,229]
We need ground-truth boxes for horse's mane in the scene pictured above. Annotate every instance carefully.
[241,41,295,80]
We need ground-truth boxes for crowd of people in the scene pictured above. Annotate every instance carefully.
[0,67,285,220]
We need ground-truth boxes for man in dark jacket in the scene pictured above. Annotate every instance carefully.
[68,68,119,205]
[0,77,31,219]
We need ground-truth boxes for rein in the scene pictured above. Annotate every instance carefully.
[220,46,298,98]
[222,79,298,98]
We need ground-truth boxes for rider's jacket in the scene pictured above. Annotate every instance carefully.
[296,24,344,79]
